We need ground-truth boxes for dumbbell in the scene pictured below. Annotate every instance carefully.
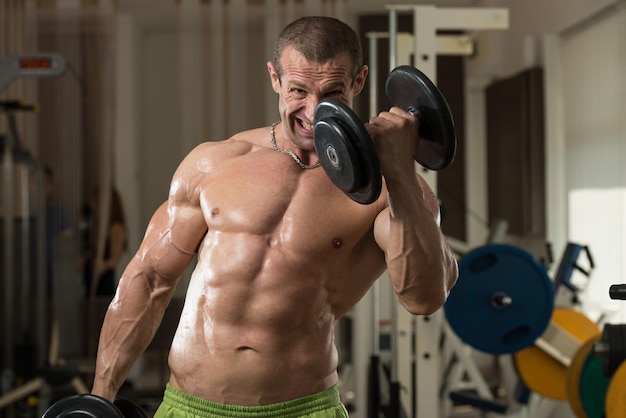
[313,65,457,204]
[42,394,148,418]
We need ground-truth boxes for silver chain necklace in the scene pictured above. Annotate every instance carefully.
[270,121,321,170]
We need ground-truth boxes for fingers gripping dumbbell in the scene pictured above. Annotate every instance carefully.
[313,65,457,204]
[42,394,148,418]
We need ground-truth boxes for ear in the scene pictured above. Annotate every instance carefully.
[352,65,369,96]
[267,61,281,94]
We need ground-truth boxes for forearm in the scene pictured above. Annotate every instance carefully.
[91,260,178,401]
[383,172,458,315]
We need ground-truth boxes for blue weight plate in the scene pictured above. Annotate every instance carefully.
[444,244,554,354]
[314,98,382,204]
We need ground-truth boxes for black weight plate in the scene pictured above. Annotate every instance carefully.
[314,98,382,204]
[385,65,457,171]
[444,244,554,355]
[114,397,149,418]
[314,119,362,193]
[599,324,626,377]
[42,394,124,418]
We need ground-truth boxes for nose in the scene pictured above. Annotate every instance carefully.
[305,96,320,123]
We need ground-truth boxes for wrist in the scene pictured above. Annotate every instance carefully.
[380,159,415,182]
[383,168,420,196]
[91,378,117,403]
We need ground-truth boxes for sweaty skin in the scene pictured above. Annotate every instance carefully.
[91,46,458,406]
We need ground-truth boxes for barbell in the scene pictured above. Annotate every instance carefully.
[42,394,148,418]
[313,65,457,204]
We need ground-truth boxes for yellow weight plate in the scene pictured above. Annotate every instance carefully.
[567,335,600,418]
[606,360,626,418]
[514,307,600,400]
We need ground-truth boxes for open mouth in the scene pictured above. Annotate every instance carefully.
[299,119,314,132]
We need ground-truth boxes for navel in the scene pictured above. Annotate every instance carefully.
[237,346,256,351]
[332,237,343,249]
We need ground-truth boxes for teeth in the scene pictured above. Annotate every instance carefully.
[301,120,314,130]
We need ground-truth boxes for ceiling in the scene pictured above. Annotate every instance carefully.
[116,0,483,20]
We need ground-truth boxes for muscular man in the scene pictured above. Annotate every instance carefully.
[91,16,458,417]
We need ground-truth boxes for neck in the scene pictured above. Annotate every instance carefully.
[270,121,321,170]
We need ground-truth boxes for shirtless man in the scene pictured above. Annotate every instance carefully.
[91,16,458,417]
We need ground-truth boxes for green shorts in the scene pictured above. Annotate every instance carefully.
[153,383,349,418]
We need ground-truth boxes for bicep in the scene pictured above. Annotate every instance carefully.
[373,173,441,251]
[136,200,207,284]
[373,206,391,253]
[133,143,212,284]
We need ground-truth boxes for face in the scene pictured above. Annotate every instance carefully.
[267,46,368,152]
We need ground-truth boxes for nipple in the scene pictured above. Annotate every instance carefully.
[332,238,343,249]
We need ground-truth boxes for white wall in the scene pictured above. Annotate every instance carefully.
[462,0,619,247]
[469,0,618,79]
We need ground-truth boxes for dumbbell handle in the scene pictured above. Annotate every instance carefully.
[609,284,626,300]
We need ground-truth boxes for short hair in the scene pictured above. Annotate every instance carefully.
[272,16,363,82]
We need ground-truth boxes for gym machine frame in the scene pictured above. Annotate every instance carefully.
[0,99,48,417]
[360,5,508,417]
[0,53,68,417]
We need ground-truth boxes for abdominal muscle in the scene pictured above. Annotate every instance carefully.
[166,231,341,406]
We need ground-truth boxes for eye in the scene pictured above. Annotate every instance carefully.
[290,88,307,97]
[324,90,344,98]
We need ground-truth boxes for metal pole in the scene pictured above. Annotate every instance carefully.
[19,161,30,341]
[35,164,47,367]
[388,9,401,417]
[389,9,398,71]
[368,34,378,120]
[367,31,381,359]
[2,112,16,417]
